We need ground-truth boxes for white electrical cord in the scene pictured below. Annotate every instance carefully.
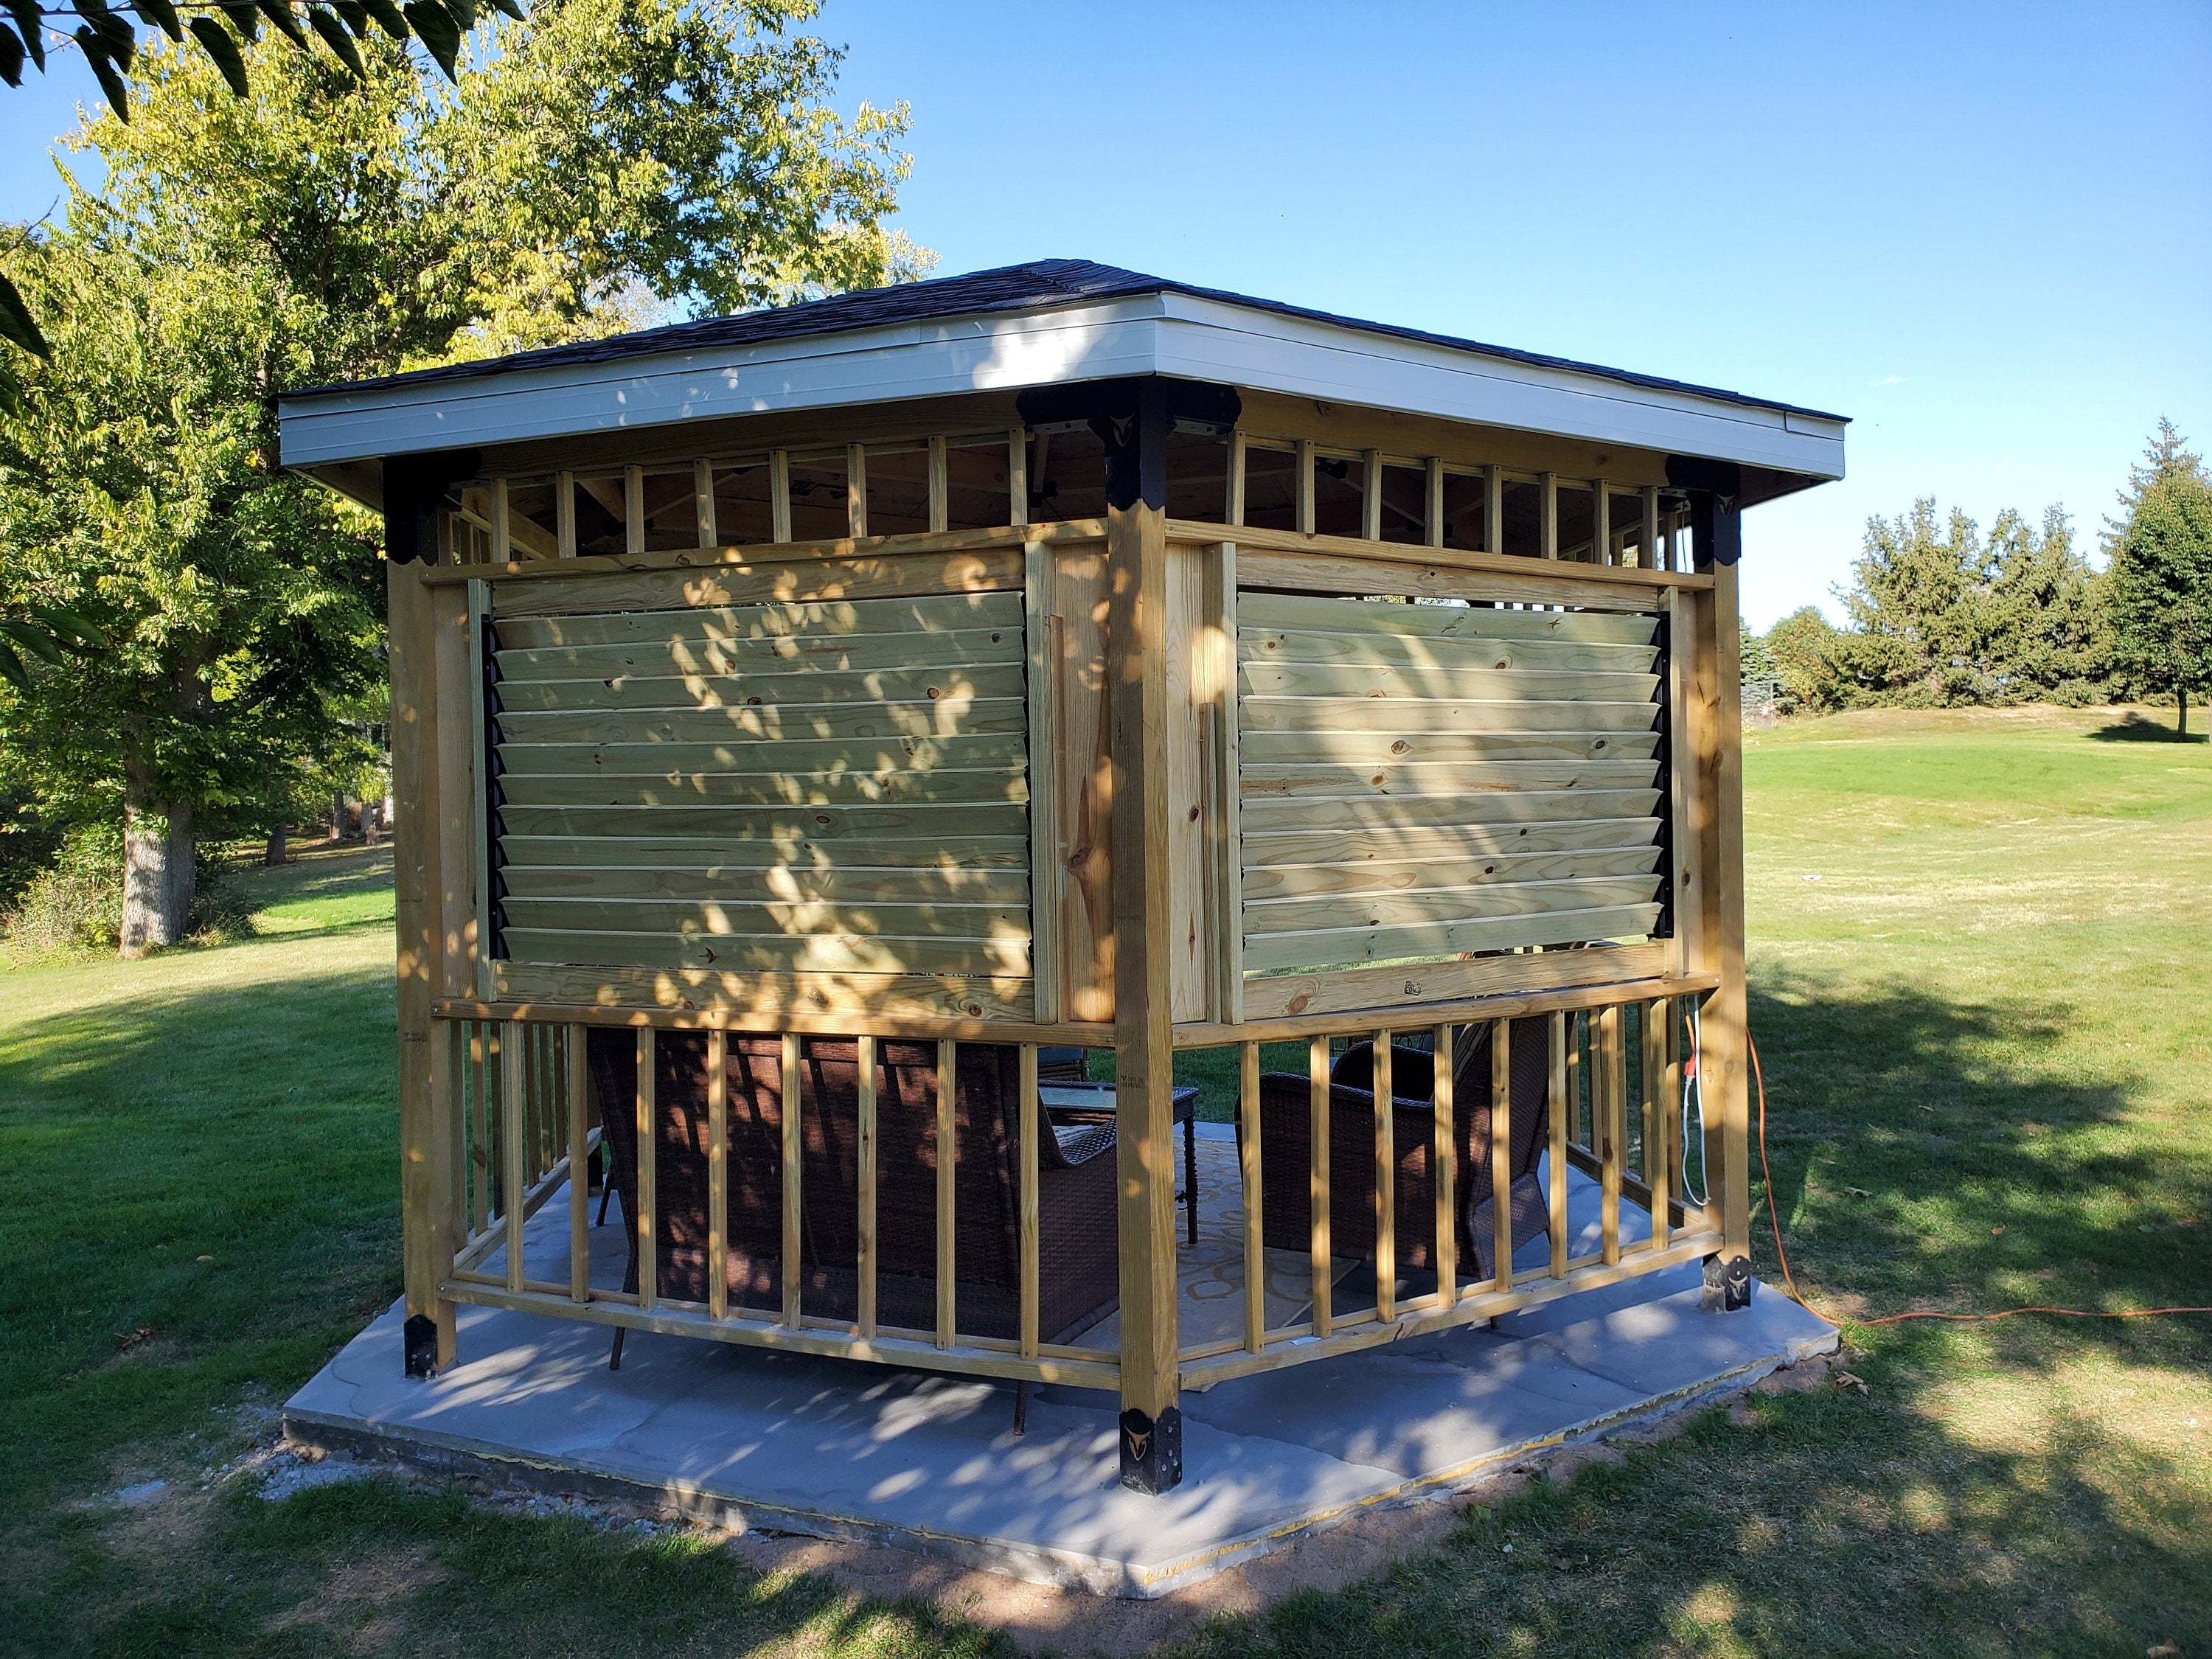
[1680,1003,1711,1207]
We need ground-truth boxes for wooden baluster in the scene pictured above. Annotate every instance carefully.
[857,1034,877,1338]
[1018,1043,1040,1360]
[635,1029,657,1312]
[469,1023,489,1237]
[707,1028,727,1321]
[936,1038,956,1349]
[501,1024,526,1293]
[782,1031,802,1330]
[1373,1031,1394,1323]
[1309,1033,1332,1338]
[1433,1023,1456,1309]
[1489,1018,1514,1292]
[1549,1012,1570,1278]
[1240,1042,1265,1353]
[1565,1010,1583,1155]
[447,1020,469,1242]
[1599,1005,1623,1267]
[567,1024,590,1304]
[1646,998,1670,1252]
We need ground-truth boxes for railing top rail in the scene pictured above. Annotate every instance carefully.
[1164,518,1715,593]
[429,970,1717,1043]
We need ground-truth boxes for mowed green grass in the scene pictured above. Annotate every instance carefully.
[1,709,2208,1657]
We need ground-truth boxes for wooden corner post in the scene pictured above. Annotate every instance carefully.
[386,473,459,1377]
[1106,380,1183,1492]
[1688,473,1753,1311]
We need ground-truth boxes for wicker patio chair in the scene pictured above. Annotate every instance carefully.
[1252,1017,1554,1284]
[588,1033,1121,1367]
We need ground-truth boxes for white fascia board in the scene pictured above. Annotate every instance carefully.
[276,298,1173,468]
[279,291,1843,482]
[1149,295,1844,479]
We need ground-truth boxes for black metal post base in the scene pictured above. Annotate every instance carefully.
[403,1312,443,1377]
[1118,1405,1183,1494]
[1701,1253,1753,1312]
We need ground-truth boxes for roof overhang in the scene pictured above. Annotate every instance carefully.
[278,290,1846,484]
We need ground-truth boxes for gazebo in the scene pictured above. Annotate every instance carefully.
[279,259,1845,1495]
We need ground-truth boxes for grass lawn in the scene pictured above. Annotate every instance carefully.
[2,706,2208,1656]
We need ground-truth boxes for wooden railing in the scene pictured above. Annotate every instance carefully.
[430,1012,1121,1391]
[1169,980,1717,1388]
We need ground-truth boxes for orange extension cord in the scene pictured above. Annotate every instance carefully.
[1747,1033,2212,1329]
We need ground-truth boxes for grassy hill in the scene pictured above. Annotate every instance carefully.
[1,707,2206,1655]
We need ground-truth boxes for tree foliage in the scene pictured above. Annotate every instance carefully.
[2103,425,2212,734]
[0,0,922,950]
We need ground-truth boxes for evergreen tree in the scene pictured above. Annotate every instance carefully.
[2104,424,2212,737]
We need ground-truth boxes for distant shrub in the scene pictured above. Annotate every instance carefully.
[1,826,255,957]
[1,824,123,955]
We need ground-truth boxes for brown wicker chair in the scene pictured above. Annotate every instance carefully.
[588,1033,1121,1355]
[1252,1017,1554,1282]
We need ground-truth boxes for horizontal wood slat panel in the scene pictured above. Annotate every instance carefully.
[492,698,1029,746]
[501,928,1031,978]
[493,962,1035,1022]
[1240,844,1662,901]
[1238,788,1660,835]
[492,664,1028,713]
[1239,759,1658,799]
[1245,873,1664,936]
[495,591,1022,650]
[1238,592,1658,646]
[1239,940,1672,1020]
[1239,729,1659,765]
[495,625,1023,683]
[1232,585,1666,989]
[1234,550,1654,613]
[1238,695,1659,734]
[496,833,1030,869]
[1239,660,1658,703]
[1241,904,1664,973]
[496,799,1032,843]
[501,863,1032,904]
[487,550,1023,619]
[1240,627,1658,675]
[496,769,1028,810]
[501,896,1030,942]
[489,584,1034,1001]
[1242,817,1663,867]
[494,731,1026,779]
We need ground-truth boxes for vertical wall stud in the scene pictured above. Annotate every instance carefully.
[501,1023,526,1294]
[694,458,717,549]
[1226,431,1248,527]
[1018,1043,1040,1360]
[926,434,949,533]
[1295,439,1316,535]
[769,450,792,543]
[1425,458,1445,549]
[1309,1033,1332,1340]
[624,465,645,557]
[1539,472,1559,560]
[568,1024,590,1304]
[846,443,867,539]
[1361,449,1383,541]
[1593,479,1611,566]
[1433,1022,1456,1306]
[1007,428,1028,527]
[1372,1032,1394,1322]
[488,478,511,566]
[1484,465,1503,555]
[1024,540,1062,1024]
[1643,485,1663,572]
[1548,1011,1570,1279]
[1490,1019,1514,1291]
[935,1037,956,1349]
[856,1034,878,1337]
[554,469,577,558]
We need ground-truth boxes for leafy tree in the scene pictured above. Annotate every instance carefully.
[0,2,922,951]
[2103,424,2212,736]
[1761,605,1848,714]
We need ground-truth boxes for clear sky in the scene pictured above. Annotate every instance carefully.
[5,1,2207,627]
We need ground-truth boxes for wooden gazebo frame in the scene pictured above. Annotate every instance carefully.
[280,260,1846,1494]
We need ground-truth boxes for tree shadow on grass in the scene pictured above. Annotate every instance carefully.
[2085,711,2208,743]
[0,950,400,1514]
[1744,970,2211,1366]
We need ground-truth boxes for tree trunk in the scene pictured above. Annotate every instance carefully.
[119,797,195,958]
[265,826,287,866]
[330,792,347,842]
[364,801,380,846]
[2181,685,2190,739]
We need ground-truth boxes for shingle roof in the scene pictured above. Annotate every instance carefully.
[287,257,1846,423]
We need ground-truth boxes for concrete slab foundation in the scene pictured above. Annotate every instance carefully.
[284,1133,1836,1598]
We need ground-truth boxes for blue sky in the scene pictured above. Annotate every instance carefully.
[5,1,2206,627]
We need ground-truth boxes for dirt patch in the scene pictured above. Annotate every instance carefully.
[262,1545,449,1654]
